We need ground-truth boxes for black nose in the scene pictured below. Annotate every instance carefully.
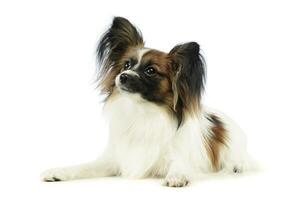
[120,73,128,84]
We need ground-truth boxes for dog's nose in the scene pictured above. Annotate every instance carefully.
[120,73,128,84]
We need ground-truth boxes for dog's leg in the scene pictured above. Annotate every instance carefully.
[163,119,200,187]
[41,157,117,182]
[163,148,192,187]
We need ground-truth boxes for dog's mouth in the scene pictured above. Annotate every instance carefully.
[117,84,135,93]
[119,86,132,92]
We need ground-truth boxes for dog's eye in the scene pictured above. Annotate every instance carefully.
[144,66,156,76]
[124,61,131,70]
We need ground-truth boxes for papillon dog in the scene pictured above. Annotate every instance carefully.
[41,17,252,187]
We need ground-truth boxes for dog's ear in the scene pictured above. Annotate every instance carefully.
[169,42,206,124]
[96,17,144,94]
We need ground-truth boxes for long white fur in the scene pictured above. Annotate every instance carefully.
[41,91,250,184]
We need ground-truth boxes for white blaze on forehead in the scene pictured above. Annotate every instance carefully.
[133,48,151,70]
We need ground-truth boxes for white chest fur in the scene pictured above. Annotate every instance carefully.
[103,92,177,178]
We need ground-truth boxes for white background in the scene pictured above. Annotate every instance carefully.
[0,0,299,199]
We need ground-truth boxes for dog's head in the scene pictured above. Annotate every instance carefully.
[97,17,206,125]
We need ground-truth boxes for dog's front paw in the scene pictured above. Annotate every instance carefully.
[41,168,71,182]
[163,174,189,187]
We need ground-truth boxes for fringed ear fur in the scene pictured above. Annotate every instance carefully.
[96,17,144,95]
[169,42,206,125]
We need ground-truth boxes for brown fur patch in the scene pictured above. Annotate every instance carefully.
[204,114,228,171]
[141,50,172,75]
[140,49,204,125]
[141,50,174,108]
